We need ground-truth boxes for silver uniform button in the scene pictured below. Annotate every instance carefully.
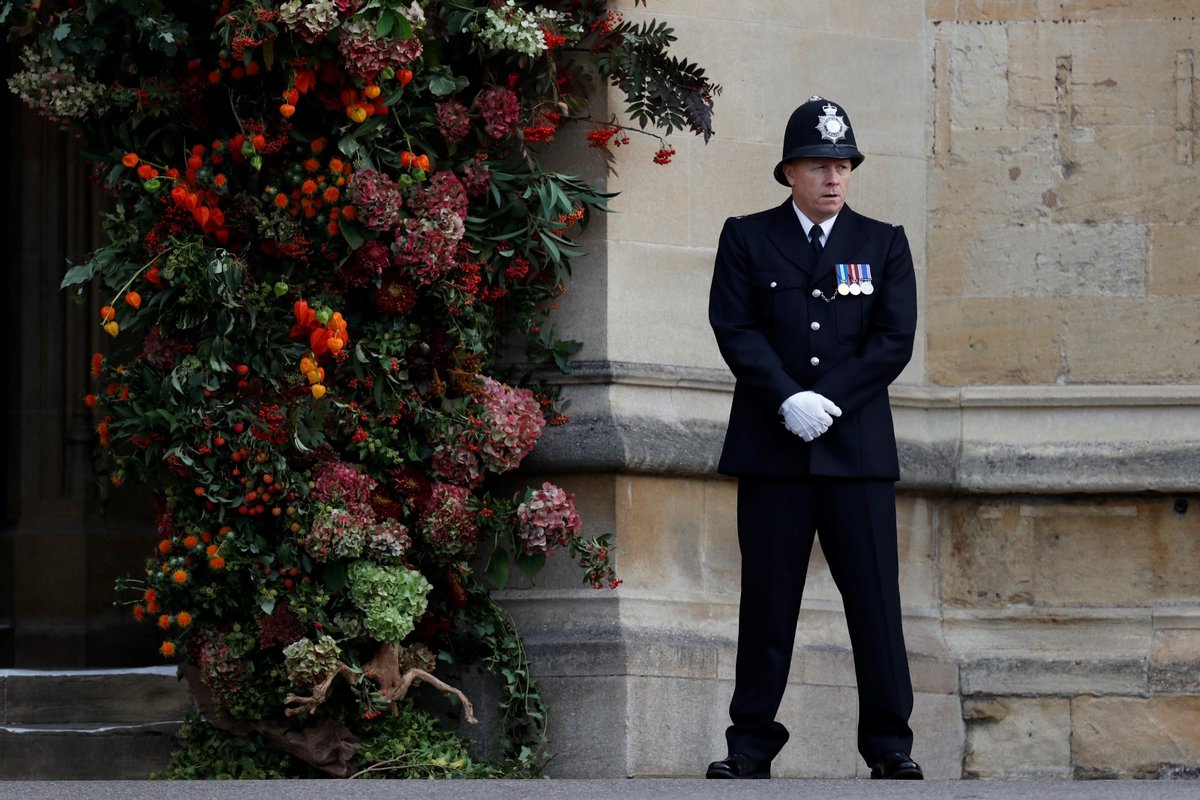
[811,288,822,298]
[810,356,820,366]
[810,321,820,331]
[770,281,777,288]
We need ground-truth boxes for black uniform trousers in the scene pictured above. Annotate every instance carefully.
[726,475,914,766]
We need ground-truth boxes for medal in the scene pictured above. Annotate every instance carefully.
[836,263,851,295]
[860,264,874,295]
[848,264,862,295]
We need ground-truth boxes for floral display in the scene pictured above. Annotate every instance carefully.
[3,0,717,779]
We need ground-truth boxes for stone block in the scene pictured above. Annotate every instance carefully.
[1149,224,1200,296]
[697,478,740,595]
[926,1,1056,23]
[943,607,1155,662]
[940,501,1036,607]
[897,495,939,609]
[605,241,723,369]
[690,139,782,245]
[1072,696,1200,778]
[963,696,1073,778]
[929,128,1057,224]
[538,675,629,777]
[960,657,1149,697]
[606,129,692,249]
[2,669,190,725]
[0,724,178,780]
[962,223,1145,298]
[1032,498,1200,606]
[772,683,860,778]
[1150,629,1200,694]
[943,23,1010,130]
[1063,297,1200,384]
[612,474,709,593]
[926,296,1064,385]
[927,225,968,298]
[626,675,729,777]
[911,691,966,779]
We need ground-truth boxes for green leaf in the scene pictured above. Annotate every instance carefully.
[60,262,98,289]
[514,551,546,582]
[429,75,458,96]
[323,561,347,593]
[341,219,367,250]
[52,22,71,41]
[485,548,511,589]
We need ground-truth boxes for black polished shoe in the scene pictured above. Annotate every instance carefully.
[870,751,924,780]
[705,753,770,779]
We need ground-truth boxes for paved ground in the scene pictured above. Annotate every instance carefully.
[2,780,1199,800]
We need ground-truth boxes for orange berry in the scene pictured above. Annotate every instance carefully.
[194,486,205,496]
[311,384,326,399]
[397,68,413,86]
[103,321,120,337]
[280,103,296,118]
[125,291,142,309]
[414,154,431,171]
[121,153,139,168]
[363,84,381,99]
[100,305,116,322]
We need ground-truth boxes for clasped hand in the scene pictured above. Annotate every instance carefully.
[779,391,842,442]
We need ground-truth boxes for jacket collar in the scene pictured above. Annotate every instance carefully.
[764,199,867,282]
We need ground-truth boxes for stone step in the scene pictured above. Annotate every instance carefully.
[0,667,190,725]
[0,722,180,779]
[0,668,189,779]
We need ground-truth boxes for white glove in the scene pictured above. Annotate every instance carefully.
[779,391,842,442]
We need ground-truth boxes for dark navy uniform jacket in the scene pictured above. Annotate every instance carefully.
[709,199,917,480]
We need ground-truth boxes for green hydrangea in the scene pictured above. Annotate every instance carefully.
[283,634,342,688]
[346,560,431,643]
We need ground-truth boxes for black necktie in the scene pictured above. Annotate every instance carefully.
[809,224,823,257]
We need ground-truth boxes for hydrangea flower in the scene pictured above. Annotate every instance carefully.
[347,168,405,232]
[516,481,582,555]
[419,482,482,562]
[476,375,545,473]
[283,634,342,687]
[475,86,521,139]
[339,18,423,79]
[346,560,431,643]
[278,0,344,44]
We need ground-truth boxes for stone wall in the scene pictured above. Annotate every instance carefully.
[508,0,1200,781]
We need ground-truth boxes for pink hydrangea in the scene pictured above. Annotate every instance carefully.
[304,503,373,561]
[407,171,469,220]
[516,482,582,556]
[460,154,493,198]
[309,459,378,505]
[364,519,412,563]
[476,375,545,473]
[347,168,404,232]
[418,482,482,562]
[475,87,520,139]
[436,99,471,146]
[431,443,483,488]
[339,18,423,79]
[391,215,461,285]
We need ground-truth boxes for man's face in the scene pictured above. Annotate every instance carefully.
[782,157,852,223]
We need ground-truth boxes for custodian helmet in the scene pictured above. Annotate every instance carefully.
[773,95,865,185]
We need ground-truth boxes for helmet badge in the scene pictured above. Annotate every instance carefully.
[815,102,849,144]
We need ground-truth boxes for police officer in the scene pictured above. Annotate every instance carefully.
[705,96,922,780]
